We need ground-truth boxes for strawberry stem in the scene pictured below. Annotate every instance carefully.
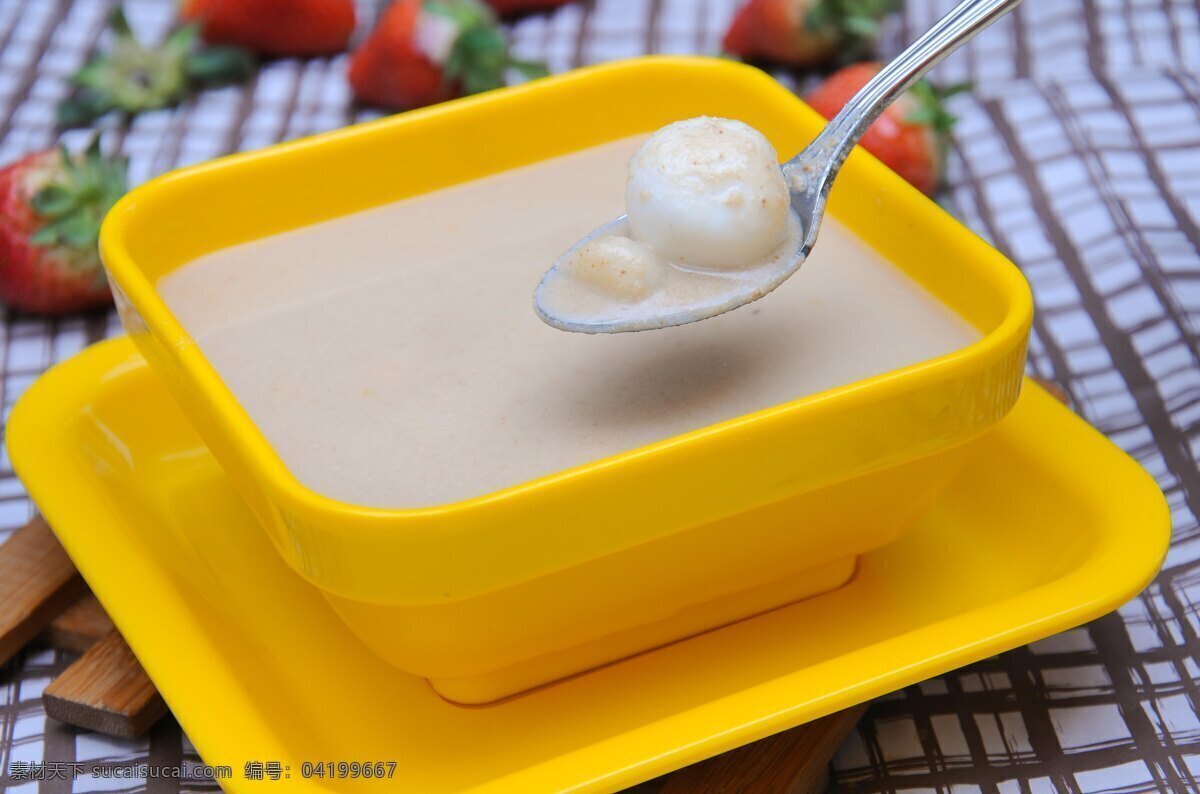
[29,135,128,253]
[903,79,973,188]
[427,0,549,96]
[806,0,900,62]
[184,46,256,85]
[905,79,973,133]
[57,5,255,127]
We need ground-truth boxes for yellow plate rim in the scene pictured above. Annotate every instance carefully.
[8,337,1168,793]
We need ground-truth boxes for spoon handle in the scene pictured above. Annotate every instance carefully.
[787,0,1023,181]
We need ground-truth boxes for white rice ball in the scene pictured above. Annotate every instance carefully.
[626,117,790,270]
[563,234,667,301]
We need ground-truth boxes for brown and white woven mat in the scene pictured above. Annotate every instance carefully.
[0,0,1198,791]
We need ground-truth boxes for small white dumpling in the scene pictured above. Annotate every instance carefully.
[625,117,790,270]
[563,234,668,301]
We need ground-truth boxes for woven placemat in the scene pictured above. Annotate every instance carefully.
[1,0,1199,791]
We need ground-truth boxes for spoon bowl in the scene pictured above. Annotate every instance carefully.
[534,210,806,333]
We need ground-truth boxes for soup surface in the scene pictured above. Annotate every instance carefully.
[159,137,979,507]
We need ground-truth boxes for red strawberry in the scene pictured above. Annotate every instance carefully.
[0,139,128,314]
[349,0,452,109]
[348,0,548,111]
[484,0,573,18]
[805,62,968,196]
[181,0,356,57]
[723,0,896,67]
[58,6,253,127]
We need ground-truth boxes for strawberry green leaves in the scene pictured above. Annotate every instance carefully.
[183,41,256,84]
[806,0,900,62]
[905,80,972,133]
[426,0,548,95]
[58,6,254,127]
[29,137,128,252]
[905,79,971,174]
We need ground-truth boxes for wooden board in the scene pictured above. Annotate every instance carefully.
[1029,376,1071,407]
[43,629,167,739]
[655,705,866,793]
[39,592,116,654]
[0,517,86,666]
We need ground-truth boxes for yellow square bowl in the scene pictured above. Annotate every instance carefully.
[100,56,1032,703]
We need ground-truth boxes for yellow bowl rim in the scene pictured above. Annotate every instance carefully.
[99,55,1034,526]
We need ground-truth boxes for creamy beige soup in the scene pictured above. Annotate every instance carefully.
[158,137,979,508]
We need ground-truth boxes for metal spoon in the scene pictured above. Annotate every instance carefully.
[535,0,1023,333]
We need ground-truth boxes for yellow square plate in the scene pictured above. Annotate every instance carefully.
[9,338,1168,793]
